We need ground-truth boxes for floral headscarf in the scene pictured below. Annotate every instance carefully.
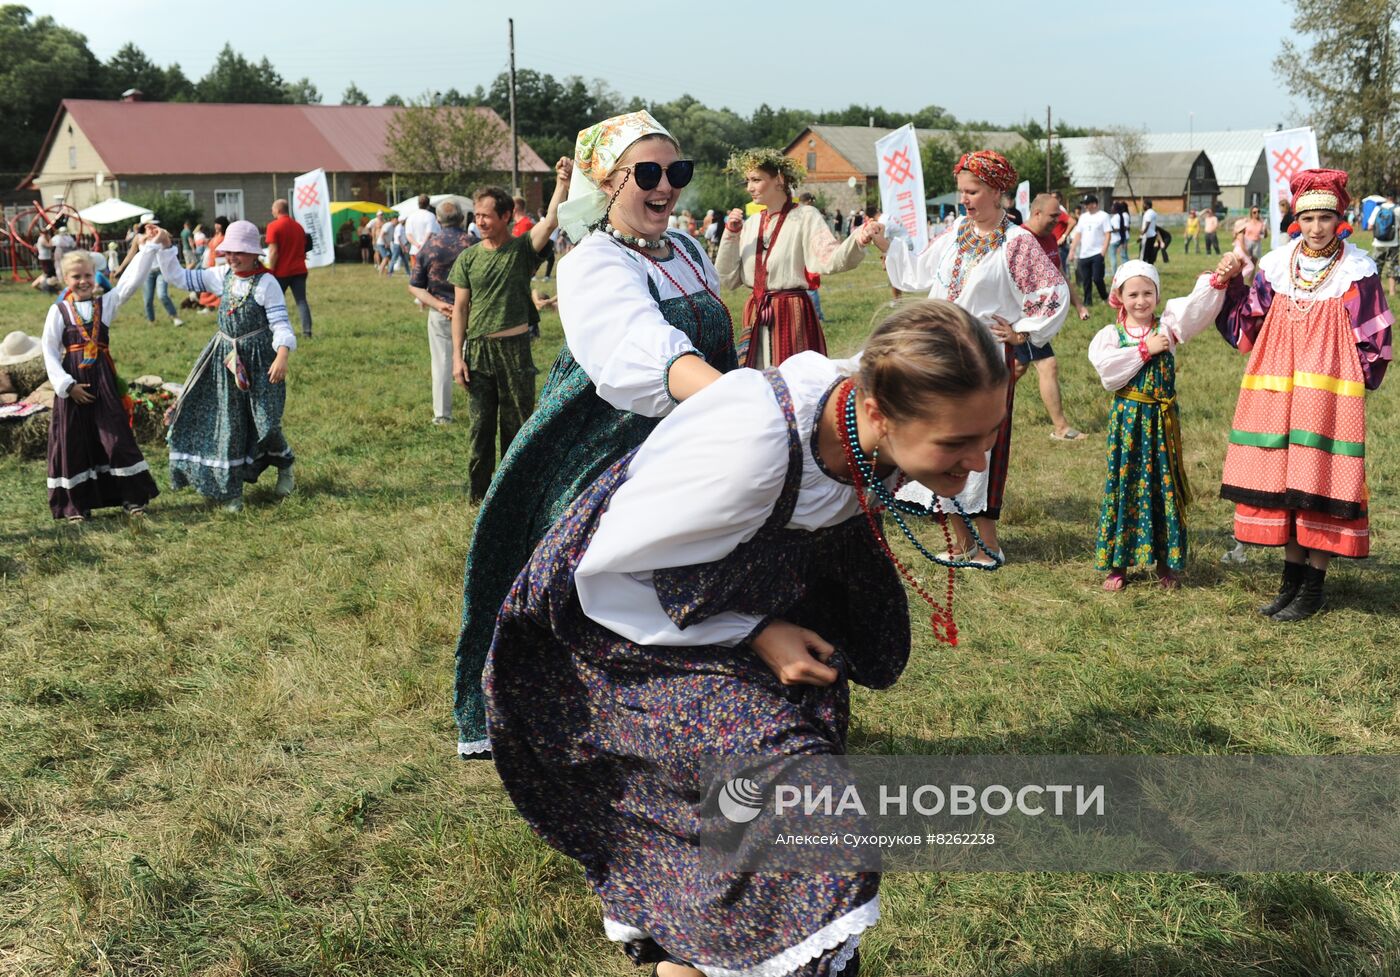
[559,111,674,239]
[953,150,1018,193]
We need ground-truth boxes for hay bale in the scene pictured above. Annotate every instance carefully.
[3,358,47,398]
[0,410,51,460]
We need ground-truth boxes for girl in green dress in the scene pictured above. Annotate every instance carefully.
[1088,258,1231,590]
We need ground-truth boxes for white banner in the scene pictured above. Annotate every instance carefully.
[1263,127,1318,251]
[1015,180,1030,222]
[291,168,335,269]
[875,124,928,254]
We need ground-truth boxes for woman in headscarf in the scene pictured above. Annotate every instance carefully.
[871,150,1070,563]
[1213,168,1392,621]
[717,148,880,367]
[450,111,739,758]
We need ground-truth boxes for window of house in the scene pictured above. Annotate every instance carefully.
[68,146,77,169]
[215,189,244,221]
[806,152,817,171]
[174,190,195,206]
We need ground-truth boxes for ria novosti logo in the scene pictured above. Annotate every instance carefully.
[718,777,765,823]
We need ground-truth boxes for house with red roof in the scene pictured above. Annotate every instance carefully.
[21,98,551,223]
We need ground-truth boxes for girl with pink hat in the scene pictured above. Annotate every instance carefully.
[153,220,296,512]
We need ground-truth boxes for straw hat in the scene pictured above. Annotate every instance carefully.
[0,331,42,366]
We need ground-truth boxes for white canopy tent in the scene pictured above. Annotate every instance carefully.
[390,193,474,216]
[77,197,149,225]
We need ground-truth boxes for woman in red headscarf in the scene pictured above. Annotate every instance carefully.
[871,150,1070,564]
[1214,168,1392,620]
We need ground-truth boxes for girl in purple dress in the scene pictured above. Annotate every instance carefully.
[486,301,1009,976]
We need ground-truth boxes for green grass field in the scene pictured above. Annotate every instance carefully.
[2,234,1398,976]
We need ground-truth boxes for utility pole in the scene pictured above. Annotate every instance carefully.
[508,18,519,196]
[1045,106,1052,191]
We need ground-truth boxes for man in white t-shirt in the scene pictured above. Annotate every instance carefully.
[1140,199,1160,263]
[404,194,441,261]
[1069,193,1113,307]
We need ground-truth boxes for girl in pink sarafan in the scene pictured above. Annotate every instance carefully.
[40,241,162,522]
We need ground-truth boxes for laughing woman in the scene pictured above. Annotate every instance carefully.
[717,148,879,368]
[1214,168,1392,621]
[871,150,1069,563]
[486,301,1008,976]
[450,111,739,758]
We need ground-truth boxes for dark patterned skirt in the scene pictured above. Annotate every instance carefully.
[47,362,158,519]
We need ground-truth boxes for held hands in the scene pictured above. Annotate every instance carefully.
[987,314,1026,346]
[856,219,884,247]
[68,382,96,405]
[1214,253,1243,281]
[149,227,173,249]
[554,156,573,188]
[751,620,838,687]
[267,348,289,384]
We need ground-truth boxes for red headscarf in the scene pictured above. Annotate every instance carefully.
[1290,168,1349,215]
[953,150,1018,194]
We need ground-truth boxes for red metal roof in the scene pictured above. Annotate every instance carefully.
[40,100,550,176]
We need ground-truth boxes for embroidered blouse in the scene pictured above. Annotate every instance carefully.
[575,351,898,648]
[882,216,1070,347]
[715,204,865,292]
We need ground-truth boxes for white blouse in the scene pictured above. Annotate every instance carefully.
[882,217,1069,347]
[1087,274,1226,391]
[576,351,897,648]
[715,204,865,292]
[41,244,156,398]
[557,230,721,418]
[156,247,296,351]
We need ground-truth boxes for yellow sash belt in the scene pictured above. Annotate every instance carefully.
[1115,387,1191,511]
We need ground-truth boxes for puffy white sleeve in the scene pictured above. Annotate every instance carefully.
[802,207,865,275]
[40,304,75,397]
[1160,273,1227,348]
[882,236,943,293]
[103,243,158,320]
[557,241,699,417]
[575,369,789,647]
[1087,322,1144,391]
[157,246,221,295]
[254,276,297,352]
[1004,232,1071,346]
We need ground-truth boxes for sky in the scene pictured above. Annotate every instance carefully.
[27,0,1302,135]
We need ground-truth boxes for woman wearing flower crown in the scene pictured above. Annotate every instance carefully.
[871,150,1070,564]
[449,111,739,758]
[717,148,879,368]
[486,301,1007,977]
[1213,168,1392,621]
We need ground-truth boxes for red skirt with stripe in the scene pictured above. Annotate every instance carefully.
[739,289,825,369]
[1221,293,1369,556]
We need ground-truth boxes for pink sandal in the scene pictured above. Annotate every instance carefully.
[1156,568,1181,590]
[1103,570,1127,591]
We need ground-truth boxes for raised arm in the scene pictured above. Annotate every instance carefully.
[802,206,866,275]
[157,244,220,295]
[1160,272,1228,347]
[529,157,573,254]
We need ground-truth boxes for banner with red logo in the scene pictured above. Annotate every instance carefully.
[292,168,335,269]
[875,124,928,254]
[1263,127,1318,251]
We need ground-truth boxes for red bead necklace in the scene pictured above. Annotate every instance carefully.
[627,236,734,336]
[834,379,960,646]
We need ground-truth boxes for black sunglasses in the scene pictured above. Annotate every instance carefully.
[624,160,695,191]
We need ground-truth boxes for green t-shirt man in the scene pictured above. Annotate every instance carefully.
[447,233,543,340]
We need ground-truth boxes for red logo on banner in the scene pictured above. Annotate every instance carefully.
[883,148,914,185]
[1271,146,1305,185]
[295,183,321,209]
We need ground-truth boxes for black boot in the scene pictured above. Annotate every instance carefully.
[1272,565,1327,622]
[1258,561,1306,616]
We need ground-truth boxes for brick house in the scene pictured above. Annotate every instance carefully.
[783,125,1028,217]
[20,99,550,225]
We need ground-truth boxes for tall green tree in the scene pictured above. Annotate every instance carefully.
[195,44,287,102]
[1275,0,1400,192]
[284,76,320,104]
[384,102,508,194]
[0,5,102,173]
[101,42,194,101]
[341,82,370,106]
